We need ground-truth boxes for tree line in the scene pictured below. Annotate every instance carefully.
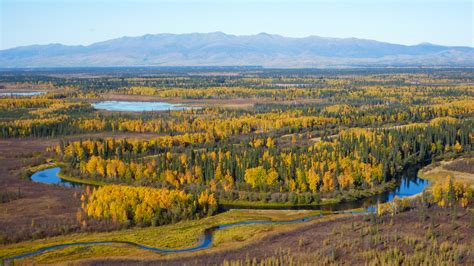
[57,118,472,204]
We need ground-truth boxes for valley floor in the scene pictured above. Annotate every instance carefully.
[1,138,473,265]
[66,206,474,265]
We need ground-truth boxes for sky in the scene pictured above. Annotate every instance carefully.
[1,0,472,50]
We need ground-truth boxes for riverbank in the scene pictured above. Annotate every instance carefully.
[31,161,428,213]
[0,209,324,263]
[219,181,396,210]
[0,138,82,245]
[2,162,432,263]
[57,169,106,187]
[153,205,472,266]
[418,154,474,189]
[29,162,411,212]
[26,163,105,187]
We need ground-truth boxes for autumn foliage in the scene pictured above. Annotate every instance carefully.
[83,185,217,225]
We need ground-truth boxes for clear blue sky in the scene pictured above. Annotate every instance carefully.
[1,0,472,50]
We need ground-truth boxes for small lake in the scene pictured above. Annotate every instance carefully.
[30,167,83,188]
[92,101,196,112]
[0,91,46,97]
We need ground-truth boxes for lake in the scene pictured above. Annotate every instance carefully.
[0,92,46,97]
[92,101,196,112]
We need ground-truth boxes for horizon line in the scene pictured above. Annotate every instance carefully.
[2,32,473,51]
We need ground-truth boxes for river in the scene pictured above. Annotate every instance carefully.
[8,165,428,261]
[30,167,83,188]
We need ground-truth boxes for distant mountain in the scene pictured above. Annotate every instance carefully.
[1,32,473,68]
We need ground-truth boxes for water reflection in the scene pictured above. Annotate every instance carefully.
[221,165,429,211]
[30,167,83,188]
[31,165,429,210]
[13,165,430,261]
[92,101,198,112]
[0,92,46,97]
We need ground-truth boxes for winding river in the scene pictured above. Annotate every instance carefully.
[6,166,428,262]
[30,167,83,188]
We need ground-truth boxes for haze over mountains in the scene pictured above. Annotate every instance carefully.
[1,32,473,68]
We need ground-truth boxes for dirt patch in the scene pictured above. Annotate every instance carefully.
[309,134,338,142]
[420,157,474,189]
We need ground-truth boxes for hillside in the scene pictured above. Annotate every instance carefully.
[1,32,473,68]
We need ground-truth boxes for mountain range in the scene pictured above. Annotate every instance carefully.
[1,32,473,68]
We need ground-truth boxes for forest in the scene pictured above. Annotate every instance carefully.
[55,118,471,206]
[0,68,473,264]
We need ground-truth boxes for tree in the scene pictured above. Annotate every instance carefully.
[308,167,320,193]
[266,168,279,186]
[322,171,334,192]
[244,166,267,189]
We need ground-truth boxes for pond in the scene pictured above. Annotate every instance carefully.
[30,167,84,188]
[386,176,428,201]
[92,101,197,112]
[0,91,46,97]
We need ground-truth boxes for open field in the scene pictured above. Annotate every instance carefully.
[0,209,323,263]
[419,155,474,189]
[78,206,473,265]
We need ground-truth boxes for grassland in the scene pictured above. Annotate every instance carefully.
[81,205,473,265]
[419,155,474,189]
[0,209,323,264]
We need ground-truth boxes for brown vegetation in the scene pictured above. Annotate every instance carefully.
[0,138,80,243]
[79,205,473,265]
[445,158,474,174]
[0,133,160,243]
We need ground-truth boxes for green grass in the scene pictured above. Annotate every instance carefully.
[31,244,137,264]
[0,209,323,263]
[220,199,340,208]
[56,168,106,186]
